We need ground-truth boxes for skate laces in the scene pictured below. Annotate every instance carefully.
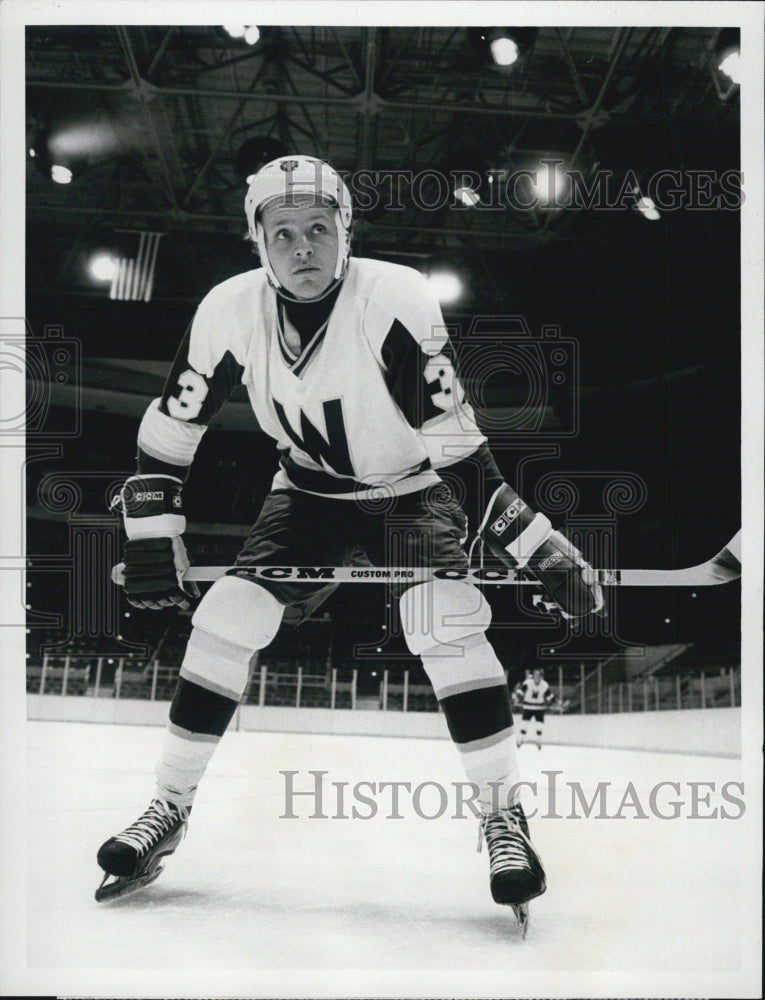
[114,799,188,857]
[477,805,536,875]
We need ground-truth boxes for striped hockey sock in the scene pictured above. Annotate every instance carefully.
[420,633,521,813]
[154,676,240,807]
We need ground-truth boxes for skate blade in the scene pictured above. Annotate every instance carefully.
[95,864,164,903]
[511,902,529,938]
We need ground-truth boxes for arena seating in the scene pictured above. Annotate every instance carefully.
[26,663,90,695]
[25,611,741,716]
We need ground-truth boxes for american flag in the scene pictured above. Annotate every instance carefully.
[109,231,163,301]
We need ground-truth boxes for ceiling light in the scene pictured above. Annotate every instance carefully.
[89,254,117,281]
[712,28,740,99]
[30,110,137,184]
[718,51,740,85]
[454,185,482,207]
[489,36,519,67]
[468,27,538,70]
[636,196,661,221]
[50,164,73,184]
[530,161,568,207]
[427,271,463,304]
[222,24,260,45]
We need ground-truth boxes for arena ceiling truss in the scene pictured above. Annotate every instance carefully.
[26,24,739,304]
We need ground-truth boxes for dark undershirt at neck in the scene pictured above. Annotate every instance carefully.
[280,281,343,347]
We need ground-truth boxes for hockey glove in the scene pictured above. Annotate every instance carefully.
[478,483,604,620]
[111,475,199,610]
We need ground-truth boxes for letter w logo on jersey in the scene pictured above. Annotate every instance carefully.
[273,397,354,477]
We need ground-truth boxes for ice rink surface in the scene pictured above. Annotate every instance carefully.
[14,720,762,998]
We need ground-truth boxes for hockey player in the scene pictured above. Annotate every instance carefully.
[511,670,532,710]
[515,668,556,749]
[96,155,603,930]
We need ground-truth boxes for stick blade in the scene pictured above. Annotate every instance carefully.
[708,530,742,583]
[607,531,742,587]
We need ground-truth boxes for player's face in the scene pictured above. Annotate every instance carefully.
[261,198,338,299]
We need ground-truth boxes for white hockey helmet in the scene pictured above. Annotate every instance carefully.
[245,155,353,289]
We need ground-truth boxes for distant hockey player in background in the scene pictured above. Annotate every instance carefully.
[514,668,556,749]
[510,670,528,710]
[96,155,603,931]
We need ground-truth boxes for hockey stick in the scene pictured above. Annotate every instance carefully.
[176,532,741,587]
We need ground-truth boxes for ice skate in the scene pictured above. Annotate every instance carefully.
[95,798,190,902]
[478,802,546,937]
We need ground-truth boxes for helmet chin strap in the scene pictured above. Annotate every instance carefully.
[254,219,282,289]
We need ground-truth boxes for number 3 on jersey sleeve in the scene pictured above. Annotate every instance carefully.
[423,353,466,413]
[167,369,210,420]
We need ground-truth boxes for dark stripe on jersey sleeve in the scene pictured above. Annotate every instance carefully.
[433,441,505,532]
[136,447,192,482]
[438,683,513,745]
[160,321,245,426]
[381,319,456,430]
[438,441,504,491]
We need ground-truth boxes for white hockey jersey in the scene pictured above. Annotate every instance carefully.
[137,258,487,500]
[519,677,553,710]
